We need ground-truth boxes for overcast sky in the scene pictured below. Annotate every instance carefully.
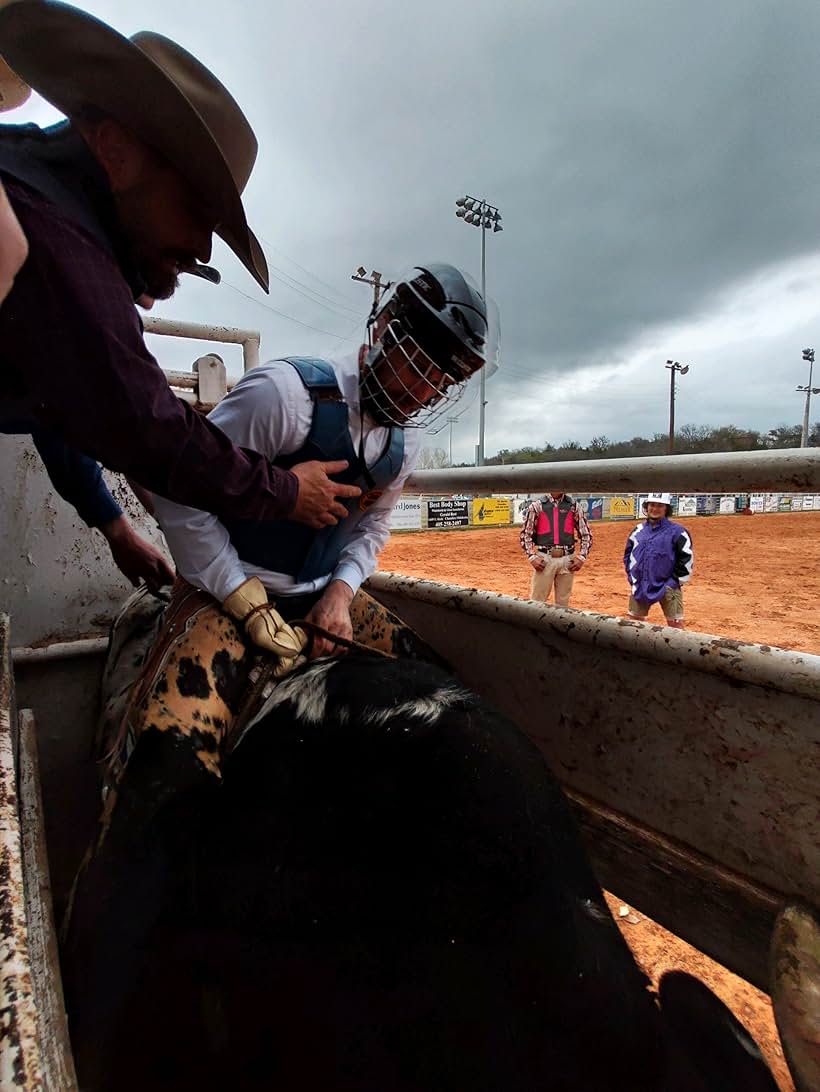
[7,0,820,463]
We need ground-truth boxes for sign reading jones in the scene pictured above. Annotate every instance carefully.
[427,498,470,528]
[389,496,422,531]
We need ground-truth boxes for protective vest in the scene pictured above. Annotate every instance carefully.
[0,121,142,293]
[533,496,577,548]
[223,358,404,583]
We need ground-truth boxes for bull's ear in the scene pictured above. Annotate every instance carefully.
[657,971,778,1092]
[770,903,820,1092]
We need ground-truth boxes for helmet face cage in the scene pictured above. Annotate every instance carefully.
[360,264,488,427]
[360,317,473,429]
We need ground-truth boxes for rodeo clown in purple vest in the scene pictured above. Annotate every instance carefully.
[520,492,593,608]
[624,493,694,629]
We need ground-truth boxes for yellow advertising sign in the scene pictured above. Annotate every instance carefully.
[471,497,511,526]
[608,496,635,518]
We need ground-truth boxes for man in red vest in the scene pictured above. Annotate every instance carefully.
[520,492,593,608]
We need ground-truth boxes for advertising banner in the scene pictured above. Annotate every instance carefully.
[696,495,717,515]
[608,496,635,519]
[587,497,604,520]
[427,498,469,529]
[389,496,422,530]
[677,496,697,517]
[778,495,793,512]
[471,497,511,526]
[802,495,815,510]
[764,494,779,513]
[719,496,736,514]
[750,494,766,513]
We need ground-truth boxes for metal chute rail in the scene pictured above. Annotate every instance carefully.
[404,447,820,497]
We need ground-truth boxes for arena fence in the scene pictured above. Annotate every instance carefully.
[390,450,820,531]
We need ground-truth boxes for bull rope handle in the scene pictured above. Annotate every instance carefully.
[291,619,397,660]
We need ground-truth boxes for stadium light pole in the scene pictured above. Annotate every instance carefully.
[797,347,820,448]
[665,359,690,454]
[455,194,502,466]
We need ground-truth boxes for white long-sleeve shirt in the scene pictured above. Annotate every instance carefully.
[153,350,422,602]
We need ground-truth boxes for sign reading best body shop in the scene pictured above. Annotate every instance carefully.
[389,496,422,530]
[427,499,469,528]
[471,498,511,526]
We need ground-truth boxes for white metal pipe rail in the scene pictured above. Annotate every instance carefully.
[405,448,820,496]
[143,317,261,371]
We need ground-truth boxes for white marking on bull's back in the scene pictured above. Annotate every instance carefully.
[359,684,472,729]
[270,659,335,725]
[238,659,335,744]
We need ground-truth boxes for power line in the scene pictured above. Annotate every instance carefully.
[266,264,363,319]
[258,234,363,310]
[222,279,366,340]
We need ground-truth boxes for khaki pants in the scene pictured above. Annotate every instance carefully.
[530,554,575,607]
[628,587,684,623]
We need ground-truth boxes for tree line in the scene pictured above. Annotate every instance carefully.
[417,420,820,469]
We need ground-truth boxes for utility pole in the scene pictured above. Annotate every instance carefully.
[797,348,820,448]
[665,359,690,454]
[351,266,392,314]
[455,195,503,466]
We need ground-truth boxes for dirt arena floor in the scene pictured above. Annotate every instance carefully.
[381,510,820,654]
[380,510,820,1091]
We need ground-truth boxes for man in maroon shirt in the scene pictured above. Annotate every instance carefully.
[0,0,359,562]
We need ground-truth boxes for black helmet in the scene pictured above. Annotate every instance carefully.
[384,263,488,380]
[361,262,490,427]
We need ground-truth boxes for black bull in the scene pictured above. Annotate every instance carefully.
[62,654,778,1092]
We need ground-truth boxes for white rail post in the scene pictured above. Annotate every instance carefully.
[143,317,262,373]
[192,354,227,407]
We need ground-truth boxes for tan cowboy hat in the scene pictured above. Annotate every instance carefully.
[0,0,269,291]
[0,0,29,110]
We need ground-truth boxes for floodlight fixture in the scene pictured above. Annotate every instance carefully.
[453,192,504,466]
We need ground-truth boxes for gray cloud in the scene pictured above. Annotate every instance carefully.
[8,0,820,462]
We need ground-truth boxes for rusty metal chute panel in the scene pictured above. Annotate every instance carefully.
[366,573,820,989]
[0,434,165,648]
[0,615,77,1090]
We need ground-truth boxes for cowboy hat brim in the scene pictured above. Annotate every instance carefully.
[0,0,269,291]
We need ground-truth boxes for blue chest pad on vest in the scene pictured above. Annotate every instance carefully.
[224,358,405,584]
